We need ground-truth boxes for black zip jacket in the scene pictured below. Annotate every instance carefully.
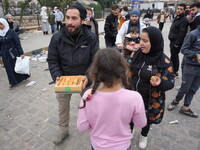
[47,25,99,82]
[168,13,189,46]
[104,13,118,42]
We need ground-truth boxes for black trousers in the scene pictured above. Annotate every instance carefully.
[130,122,150,137]
[141,123,151,137]
[170,41,181,74]
[56,21,62,31]
[159,22,164,31]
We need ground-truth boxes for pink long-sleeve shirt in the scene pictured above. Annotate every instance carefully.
[77,88,147,150]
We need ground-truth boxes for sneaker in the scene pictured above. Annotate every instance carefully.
[167,100,179,111]
[139,135,148,149]
[53,132,69,145]
[179,107,198,118]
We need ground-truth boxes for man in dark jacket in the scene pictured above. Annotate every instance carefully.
[189,2,200,31]
[104,4,119,47]
[167,25,200,118]
[47,3,99,145]
[168,3,189,76]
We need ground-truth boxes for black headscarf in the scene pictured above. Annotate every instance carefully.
[131,26,165,69]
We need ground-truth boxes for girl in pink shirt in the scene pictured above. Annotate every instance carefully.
[77,48,147,150]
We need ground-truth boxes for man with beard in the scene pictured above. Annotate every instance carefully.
[168,3,188,77]
[104,4,119,47]
[116,9,146,50]
[47,3,99,145]
[189,2,200,31]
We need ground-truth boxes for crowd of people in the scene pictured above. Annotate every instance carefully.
[0,1,199,150]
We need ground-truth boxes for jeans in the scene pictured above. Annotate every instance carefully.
[50,24,56,33]
[112,45,123,53]
[175,65,200,106]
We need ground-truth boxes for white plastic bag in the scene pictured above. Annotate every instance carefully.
[14,56,30,75]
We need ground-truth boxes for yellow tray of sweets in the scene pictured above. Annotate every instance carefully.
[55,76,84,93]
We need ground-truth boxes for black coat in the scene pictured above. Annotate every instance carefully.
[190,15,200,31]
[168,13,189,46]
[47,25,99,82]
[104,13,118,42]
[131,54,175,124]
[0,29,30,86]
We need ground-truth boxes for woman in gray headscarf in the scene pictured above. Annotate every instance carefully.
[40,6,49,35]
[0,18,30,89]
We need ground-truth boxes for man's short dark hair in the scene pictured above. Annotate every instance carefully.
[123,6,128,12]
[190,2,200,9]
[111,4,119,10]
[178,3,186,10]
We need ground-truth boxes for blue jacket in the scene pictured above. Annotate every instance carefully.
[181,26,200,66]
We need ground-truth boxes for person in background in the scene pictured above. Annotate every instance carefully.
[118,6,129,30]
[189,2,200,31]
[116,9,146,50]
[53,6,57,13]
[77,48,147,150]
[47,3,99,145]
[167,25,200,118]
[169,9,175,22]
[104,4,119,47]
[55,7,64,31]
[5,14,20,34]
[84,6,99,41]
[0,18,30,90]
[143,10,152,20]
[129,26,174,149]
[40,6,49,35]
[48,10,56,34]
[168,3,188,77]
[157,9,169,31]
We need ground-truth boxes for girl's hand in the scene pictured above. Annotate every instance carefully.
[150,76,161,86]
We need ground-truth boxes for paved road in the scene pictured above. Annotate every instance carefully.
[0,19,200,150]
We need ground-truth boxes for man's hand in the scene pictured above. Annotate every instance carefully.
[117,43,123,50]
[197,54,200,64]
[56,77,60,83]
[82,76,88,89]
